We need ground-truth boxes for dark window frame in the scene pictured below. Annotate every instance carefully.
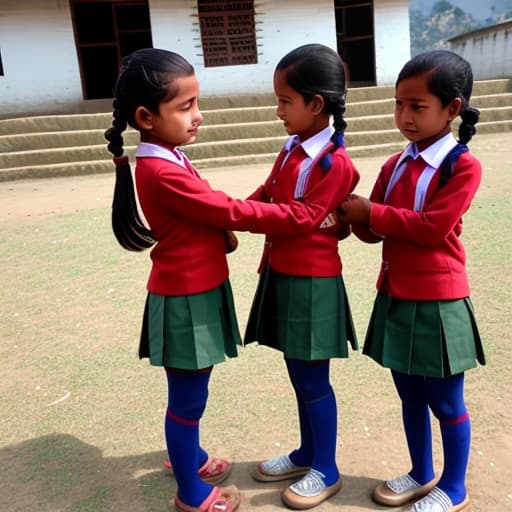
[70,0,153,99]
[0,49,4,76]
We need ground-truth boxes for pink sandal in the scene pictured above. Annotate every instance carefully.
[164,457,233,485]
[174,485,241,512]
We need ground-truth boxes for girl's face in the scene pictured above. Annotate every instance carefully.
[394,72,461,151]
[273,69,329,141]
[136,74,203,148]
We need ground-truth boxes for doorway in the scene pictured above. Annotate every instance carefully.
[334,0,376,86]
[70,0,153,99]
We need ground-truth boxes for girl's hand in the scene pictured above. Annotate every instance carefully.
[337,194,372,225]
[225,230,238,253]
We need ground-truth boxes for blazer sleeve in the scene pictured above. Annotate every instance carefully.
[152,160,334,235]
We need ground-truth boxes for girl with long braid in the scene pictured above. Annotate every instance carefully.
[339,50,486,512]
[105,47,359,512]
[246,44,359,509]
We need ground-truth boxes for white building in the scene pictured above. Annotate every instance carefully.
[0,0,411,118]
[447,19,512,81]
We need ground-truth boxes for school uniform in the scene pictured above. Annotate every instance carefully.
[360,133,486,377]
[244,126,360,360]
[134,142,339,369]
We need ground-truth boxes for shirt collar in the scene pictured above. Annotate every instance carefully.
[397,132,458,169]
[283,125,334,159]
[135,142,187,168]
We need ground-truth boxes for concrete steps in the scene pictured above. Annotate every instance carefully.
[0,79,511,182]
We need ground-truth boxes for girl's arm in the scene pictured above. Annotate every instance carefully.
[339,154,482,246]
[152,161,337,235]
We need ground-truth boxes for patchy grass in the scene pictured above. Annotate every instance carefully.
[1,133,511,511]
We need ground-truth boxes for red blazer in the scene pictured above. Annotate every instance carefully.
[363,150,481,300]
[249,145,360,277]
[135,153,340,296]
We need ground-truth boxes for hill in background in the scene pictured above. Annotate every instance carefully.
[409,0,512,55]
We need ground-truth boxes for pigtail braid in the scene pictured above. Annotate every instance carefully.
[320,96,347,171]
[458,105,480,145]
[105,100,155,252]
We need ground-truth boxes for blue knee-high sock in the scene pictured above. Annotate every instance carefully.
[290,359,339,486]
[392,372,435,484]
[426,374,469,505]
[286,359,313,467]
[165,369,212,506]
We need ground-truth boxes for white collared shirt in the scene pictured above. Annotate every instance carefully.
[385,132,458,211]
[135,142,189,168]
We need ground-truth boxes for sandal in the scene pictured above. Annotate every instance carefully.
[164,457,233,485]
[174,485,241,512]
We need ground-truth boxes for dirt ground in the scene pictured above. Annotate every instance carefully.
[1,133,511,512]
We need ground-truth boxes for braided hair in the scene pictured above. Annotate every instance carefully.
[105,48,194,251]
[396,49,480,145]
[276,44,348,171]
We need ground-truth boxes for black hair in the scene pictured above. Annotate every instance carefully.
[104,48,194,251]
[396,49,480,145]
[276,43,348,171]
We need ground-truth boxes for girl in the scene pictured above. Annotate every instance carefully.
[105,48,345,512]
[338,50,485,512]
[245,44,359,509]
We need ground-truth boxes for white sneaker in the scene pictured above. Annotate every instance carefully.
[252,454,310,482]
[372,473,437,506]
[410,487,470,512]
[387,474,421,494]
[282,469,343,509]
[288,469,327,497]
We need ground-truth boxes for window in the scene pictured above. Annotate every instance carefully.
[334,0,376,85]
[198,0,257,67]
[70,0,153,99]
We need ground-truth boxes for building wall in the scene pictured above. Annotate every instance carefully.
[374,0,411,85]
[0,0,83,117]
[0,0,409,117]
[448,20,512,80]
[150,0,338,96]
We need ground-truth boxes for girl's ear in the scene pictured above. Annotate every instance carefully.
[310,94,325,115]
[448,97,463,121]
[134,106,154,130]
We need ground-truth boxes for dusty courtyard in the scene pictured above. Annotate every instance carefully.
[0,133,511,511]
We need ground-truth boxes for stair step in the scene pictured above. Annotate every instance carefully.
[0,79,511,181]
[0,160,112,182]
[2,119,511,172]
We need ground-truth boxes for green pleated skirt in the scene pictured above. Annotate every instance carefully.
[139,280,242,370]
[244,266,358,360]
[363,293,486,377]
